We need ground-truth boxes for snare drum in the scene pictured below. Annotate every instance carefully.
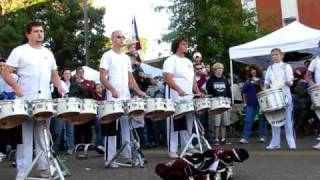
[174,100,194,119]
[257,88,286,127]
[309,84,320,108]
[150,99,175,121]
[145,98,166,119]
[55,98,81,121]
[69,99,97,125]
[257,88,286,113]
[194,98,211,113]
[125,98,145,117]
[31,99,55,121]
[98,100,124,124]
[209,97,231,115]
[0,99,29,129]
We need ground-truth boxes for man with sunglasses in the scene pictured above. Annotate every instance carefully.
[99,30,146,168]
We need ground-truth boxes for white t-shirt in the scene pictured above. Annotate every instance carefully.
[308,56,320,84]
[163,54,194,100]
[6,44,57,100]
[99,49,132,101]
[265,61,293,96]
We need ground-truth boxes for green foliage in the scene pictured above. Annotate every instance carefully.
[157,0,269,73]
[0,0,109,70]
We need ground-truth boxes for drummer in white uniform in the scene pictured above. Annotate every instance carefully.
[2,21,65,179]
[305,41,320,150]
[264,48,296,149]
[99,30,146,168]
[163,37,204,158]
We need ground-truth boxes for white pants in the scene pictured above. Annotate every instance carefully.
[16,118,50,175]
[167,113,194,153]
[104,116,131,161]
[268,98,296,147]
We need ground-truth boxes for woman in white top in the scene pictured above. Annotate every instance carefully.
[264,48,296,150]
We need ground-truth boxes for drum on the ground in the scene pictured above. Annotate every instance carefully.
[98,100,124,124]
[54,98,81,121]
[69,99,97,125]
[145,98,166,119]
[209,97,231,115]
[31,99,55,121]
[194,98,211,113]
[257,88,286,127]
[174,100,194,119]
[125,97,145,118]
[0,99,29,129]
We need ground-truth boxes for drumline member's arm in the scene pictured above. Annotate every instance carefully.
[2,65,23,97]
[128,71,146,96]
[284,65,294,87]
[99,68,119,98]
[263,68,271,89]
[163,72,186,96]
[51,70,66,96]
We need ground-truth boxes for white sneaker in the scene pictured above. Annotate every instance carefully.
[259,138,266,143]
[239,138,248,144]
[289,145,296,150]
[15,172,25,180]
[67,149,73,155]
[313,142,320,150]
[168,152,179,159]
[266,145,280,150]
[316,137,320,141]
[39,170,50,178]
[105,161,119,168]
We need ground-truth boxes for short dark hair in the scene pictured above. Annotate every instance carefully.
[171,37,188,54]
[76,67,84,73]
[248,65,262,78]
[25,21,43,34]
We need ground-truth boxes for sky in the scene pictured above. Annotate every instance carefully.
[92,0,172,60]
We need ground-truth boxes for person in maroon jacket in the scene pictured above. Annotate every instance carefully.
[75,67,95,98]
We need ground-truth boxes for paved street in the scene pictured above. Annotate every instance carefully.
[1,136,320,180]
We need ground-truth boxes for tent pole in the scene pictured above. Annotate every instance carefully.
[230,58,234,104]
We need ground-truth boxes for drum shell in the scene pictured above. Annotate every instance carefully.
[55,98,81,121]
[145,98,165,118]
[194,98,211,113]
[309,84,320,107]
[69,99,97,125]
[150,99,175,121]
[31,99,55,121]
[209,97,231,115]
[0,99,29,129]
[125,98,145,117]
[264,109,286,127]
[174,100,194,119]
[98,101,124,124]
[257,89,285,113]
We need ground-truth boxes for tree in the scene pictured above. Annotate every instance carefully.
[0,0,109,69]
[156,0,268,72]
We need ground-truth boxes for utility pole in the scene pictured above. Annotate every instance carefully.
[83,0,89,66]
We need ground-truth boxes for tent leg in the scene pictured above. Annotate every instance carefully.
[230,59,234,104]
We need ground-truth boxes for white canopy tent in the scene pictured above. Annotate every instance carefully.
[229,21,320,68]
[228,21,320,102]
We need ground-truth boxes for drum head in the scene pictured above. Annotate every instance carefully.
[69,113,96,125]
[128,110,144,118]
[100,113,124,124]
[33,112,53,121]
[57,112,80,122]
[0,115,28,129]
[208,108,229,116]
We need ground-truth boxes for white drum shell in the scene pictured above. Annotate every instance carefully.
[80,99,98,115]
[194,98,211,112]
[309,84,320,107]
[264,109,286,127]
[209,97,231,115]
[125,98,145,117]
[55,98,81,119]
[0,99,29,129]
[257,89,285,113]
[145,98,165,116]
[31,99,55,119]
[174,100,194,119]
[98,101,124,123]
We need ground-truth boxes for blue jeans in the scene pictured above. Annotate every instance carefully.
[52,118,74,151]
[241,105,267,140]
[94,117,103,147]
